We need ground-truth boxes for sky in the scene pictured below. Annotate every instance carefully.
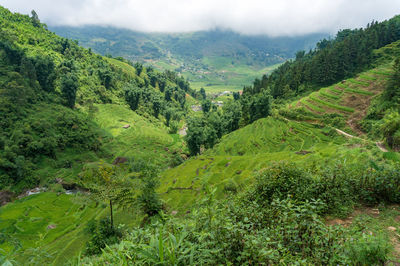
[1,0,400,36]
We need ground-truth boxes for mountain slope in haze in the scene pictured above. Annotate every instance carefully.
[51,26,327,91]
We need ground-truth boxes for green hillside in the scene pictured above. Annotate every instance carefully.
[0,6,190,264]
[158,115,386,212]
[51,26,326,92]
[2,5,400,265]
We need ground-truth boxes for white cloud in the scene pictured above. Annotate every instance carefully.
[1,0,399,36]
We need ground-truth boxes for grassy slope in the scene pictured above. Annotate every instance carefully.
[0,192,142,265]
[158,116,385,213]
[285,40,400,135]
[290,64,391,119]
[0,103,182,264]
[91,104,184,166]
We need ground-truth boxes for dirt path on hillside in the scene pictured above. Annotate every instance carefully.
[326,205,400,262]
[335,128,388,152]
[376,141,389,152]
[281,116,388,152]
[335,128,362,139]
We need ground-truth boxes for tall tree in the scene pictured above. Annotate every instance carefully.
[200,88,206,99]
[30,10,40,27]
[79,162,138,230]
[61,72,78,108]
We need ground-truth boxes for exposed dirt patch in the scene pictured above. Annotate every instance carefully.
[341,78,386,134]
[326,207,381,227]
[179,126,187,136]
[295,150,313,155]
[325,218,353,227]
[47,224,57,230]
[0,191,14,206]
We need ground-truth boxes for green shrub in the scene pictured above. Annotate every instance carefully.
[168,121,179,134]
[85,218,123,255]
[346,233,392,265]
[357,167,400,204]
[245,163,315,205]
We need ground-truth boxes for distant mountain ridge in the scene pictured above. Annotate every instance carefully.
[51,26,327,91]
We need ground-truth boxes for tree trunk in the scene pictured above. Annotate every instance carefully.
[110,199,113,230]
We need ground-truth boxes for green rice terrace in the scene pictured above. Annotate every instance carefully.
[289,64,392,133]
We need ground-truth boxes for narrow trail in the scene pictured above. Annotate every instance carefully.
[376,141,389,152]
[335,128,388,152]
[335,128,361,139]
[281,115,388,152]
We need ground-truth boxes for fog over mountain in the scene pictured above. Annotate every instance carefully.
[1,0,400,36]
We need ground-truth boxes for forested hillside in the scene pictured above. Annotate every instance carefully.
[0,6,193,191]
[51,26,326,91]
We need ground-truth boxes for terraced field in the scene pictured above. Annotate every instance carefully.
[90,104,185,166]
[158,116,386,212]
[0,192,140,264]
[290,65,392,132]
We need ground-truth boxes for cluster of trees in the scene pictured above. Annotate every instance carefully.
[0,37,101,190]
[0,6,201,190]
[244,15,400,100]
[186,86,274,156]
[186,100,242,155]
[0,7,192,190]
[361,57,400,150]
[124,67,189,119]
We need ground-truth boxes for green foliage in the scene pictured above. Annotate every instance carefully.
[33,55,56,92]
[222,100,242,132]
[246,163,314,205]
[201,99,211,113]
[79,162,139,228]
[345,233,392,265]
[61,72,78,108]
[124,83,141,111]
[85,165,399,265]
[385,57,400,100]
[245,162,400,217]
[245,16,400,100]
[138,176,163,217]
[381,110,400,149]
[199,87,206,99]
[0,104,101,190]
[249,89,272,122]
[52,25,326,92]
[85,218,122,255]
